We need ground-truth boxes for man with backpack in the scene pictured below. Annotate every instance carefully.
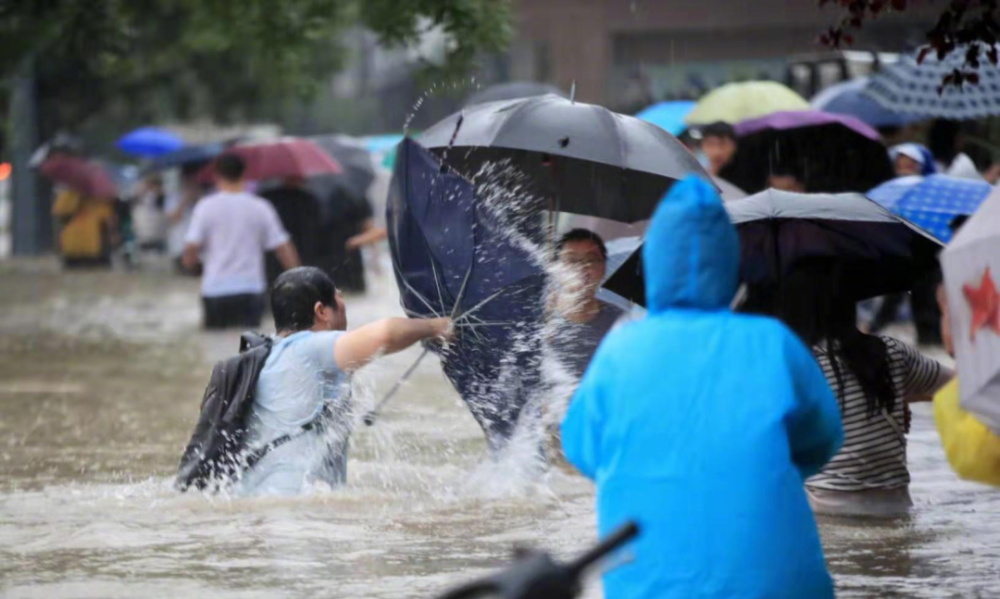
[177,266,451,495]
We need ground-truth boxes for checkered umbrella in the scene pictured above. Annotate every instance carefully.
[941,187,1000,433]
[868,174,993,242]
[864,45,1000,120]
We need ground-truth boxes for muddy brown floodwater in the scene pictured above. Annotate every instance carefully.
[1,258,998,598]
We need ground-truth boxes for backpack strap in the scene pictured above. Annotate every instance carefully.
[239,332,272,353]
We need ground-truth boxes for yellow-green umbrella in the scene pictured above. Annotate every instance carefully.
[686,81,809,126]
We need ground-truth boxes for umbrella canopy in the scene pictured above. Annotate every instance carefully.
[686,81,809,126]
[635,101,697,136]
[720,109,894,194]
[116,127,184,157]
[388,138,546,447]
[811,77,923,128]
[419,94,708,224]
[864,45,1000,120]
[39,154,118,199]
[465,81,566,106]
[604,189,942,306]
[941,187,1000,432]
[147,142,225,173]
[868,174,993,242]
[309,134,376,200]
[199,138,342,183]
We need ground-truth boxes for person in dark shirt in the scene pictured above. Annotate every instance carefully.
[547,229,626,381]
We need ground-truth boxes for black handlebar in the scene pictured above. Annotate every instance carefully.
[434,521,639,599]
[566,521,639,578]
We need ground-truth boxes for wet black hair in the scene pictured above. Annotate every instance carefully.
[699,121,737,141]
[557,228,608,261]
[214,153,246,182]
[769,263,897,417]
[270,267,337,333]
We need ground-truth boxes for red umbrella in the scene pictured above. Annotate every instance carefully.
[39,154,118,199]
[199,138,343,183]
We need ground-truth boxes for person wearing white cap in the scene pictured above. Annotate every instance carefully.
[889,143,936,178]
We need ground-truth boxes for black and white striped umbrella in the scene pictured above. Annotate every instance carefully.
[864,45,1000,120]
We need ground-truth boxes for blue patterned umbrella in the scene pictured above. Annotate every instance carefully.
[864,45,1000,120]
[868,174,993,242]
[811,78,922,128]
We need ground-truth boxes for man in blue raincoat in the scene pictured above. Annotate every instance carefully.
[561,177,843,599]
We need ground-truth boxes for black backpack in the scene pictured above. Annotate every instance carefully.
[175,333,273,492]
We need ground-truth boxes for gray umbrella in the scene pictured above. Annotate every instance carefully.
[465,81,566,107]
[308,134,376,201]
[419,94,708,223]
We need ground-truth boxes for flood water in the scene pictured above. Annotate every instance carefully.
[2,258,999,598]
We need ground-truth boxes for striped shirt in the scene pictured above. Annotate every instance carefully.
[807,337,941,492]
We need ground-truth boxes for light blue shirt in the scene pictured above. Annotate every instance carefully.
[236,330,351,496]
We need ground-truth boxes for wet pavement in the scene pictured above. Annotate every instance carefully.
[1,258,998,598]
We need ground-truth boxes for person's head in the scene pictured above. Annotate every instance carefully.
[556,229,608,300]
[214,153,246,188]
[767,162,807,192]
[767,262,896,415]
[270,267,345,334]
[889,143,935,177]
[699,121,737,175]
[144,174,164,191]
[642,176,739,313]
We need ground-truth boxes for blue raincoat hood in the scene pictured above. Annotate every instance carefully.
[561,177,842,599]
[642,176,739,313]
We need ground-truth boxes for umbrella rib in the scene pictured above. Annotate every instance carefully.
[454,281,532,325]
[393,261,443,318]
[450,264,475,320]
[429,255,448,316]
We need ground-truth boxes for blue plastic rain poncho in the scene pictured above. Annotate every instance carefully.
[561,177,843,599]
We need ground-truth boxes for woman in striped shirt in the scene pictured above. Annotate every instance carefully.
[762,267,953,517]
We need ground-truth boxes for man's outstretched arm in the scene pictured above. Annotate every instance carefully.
[334,317,451,372]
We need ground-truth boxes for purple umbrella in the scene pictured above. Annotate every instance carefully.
[735,110,881,141]
[720,110,893,194]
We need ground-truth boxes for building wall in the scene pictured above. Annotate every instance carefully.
[512,0,938,108]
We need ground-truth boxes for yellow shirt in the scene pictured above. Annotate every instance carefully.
[52,190,114,259]
[934,378,1000,487]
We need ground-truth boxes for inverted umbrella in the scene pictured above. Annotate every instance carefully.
[685,81,809,126]
[39,154,118,199]
[868,174,993,242]
[941,187,1000,432]
[719,109,894,194]
[420,94,708,224]
[864,45,1000,120]
[465,81,566,106]
[635,100,697,136]
[811,77,923,129]
[388,138,546,448]
[116,127,184,157]
[604,189,942,306]
[199,138,342,183]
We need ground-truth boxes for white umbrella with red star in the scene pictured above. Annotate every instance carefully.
[941,185,1000,433]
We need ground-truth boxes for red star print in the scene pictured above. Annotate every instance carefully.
[963,267,1000,342]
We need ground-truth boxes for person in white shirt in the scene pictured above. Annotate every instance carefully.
[183,153,301,329]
